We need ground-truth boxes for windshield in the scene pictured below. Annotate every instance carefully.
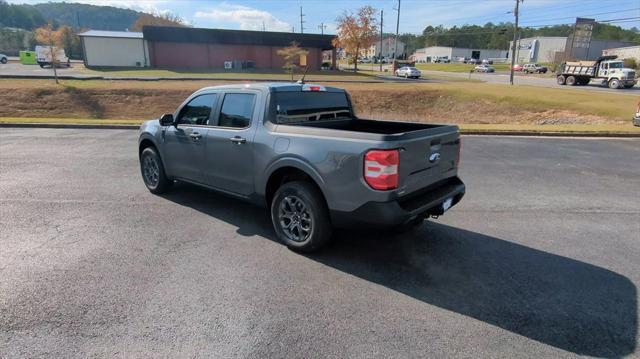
[270,91,352,124]
[608,62,623,69]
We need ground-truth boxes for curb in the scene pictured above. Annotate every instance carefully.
[0,123,139,130]
[2,122,639,137]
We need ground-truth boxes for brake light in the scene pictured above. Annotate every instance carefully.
[364,149,399,190]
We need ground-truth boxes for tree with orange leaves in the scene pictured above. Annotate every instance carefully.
[130,12,186,32]
[332,6,378,72]
[35,23,64,84]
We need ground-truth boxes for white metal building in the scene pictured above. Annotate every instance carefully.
[603,45,640,62]
[410,46,508,63]
[79,30,149,67]
[509,36,635,63]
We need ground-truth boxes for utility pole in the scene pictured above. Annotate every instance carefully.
[318,23,326,35]
[379,10,384,71]
[394,0,401,62]
[509,0,521,85]
[262,21,266,32]
[300,6,305,34]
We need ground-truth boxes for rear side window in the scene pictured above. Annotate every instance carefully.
[218,93,256,128]
[177,94,216,125]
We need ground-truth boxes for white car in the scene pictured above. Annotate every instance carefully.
[395,66,421,79]
[474,64,495,73]
[0,54,7,64]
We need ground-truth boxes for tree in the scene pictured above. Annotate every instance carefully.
[34,23,64,84]
[130,12,186,31]
[58,26,82,60]
[333,6,378,71]
[277,41,309,81]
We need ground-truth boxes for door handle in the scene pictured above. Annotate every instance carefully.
[189,132,202,140]
[230,136,246,144]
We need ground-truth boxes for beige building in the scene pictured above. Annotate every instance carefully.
[79,30,149,67]
[362,37,406,59]
[603,45,640,62]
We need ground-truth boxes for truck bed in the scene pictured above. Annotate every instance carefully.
[272,118,458,141]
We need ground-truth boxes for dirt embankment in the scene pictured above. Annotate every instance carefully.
[0,84,620,125]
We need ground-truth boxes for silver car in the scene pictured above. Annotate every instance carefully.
[474,64,495,73]
[395,66,421,78]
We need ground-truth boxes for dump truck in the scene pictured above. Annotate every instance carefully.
[556,55,636,89]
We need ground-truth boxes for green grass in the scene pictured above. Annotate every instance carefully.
[2,117,638,134]
[78,67,376,82]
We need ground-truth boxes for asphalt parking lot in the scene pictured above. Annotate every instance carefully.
[1,128,639,358]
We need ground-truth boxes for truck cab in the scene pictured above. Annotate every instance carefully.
[598,60,636,88]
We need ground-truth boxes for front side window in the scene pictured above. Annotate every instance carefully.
[177,94,216,125]
[218,93,256,128]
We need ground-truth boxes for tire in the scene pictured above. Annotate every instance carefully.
[609,79,621,89]
[140,146,171,194]
[270,181,332,252]
[566,76,576,86]
[0,57,7,64]
[557,75,566,85]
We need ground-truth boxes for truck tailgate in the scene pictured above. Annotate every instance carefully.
[397,128,460,196]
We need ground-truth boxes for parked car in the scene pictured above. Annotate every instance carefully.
[0,54,7,64]
[481,59,494,65]
[434,56,450,63]
[464,58,480,64]
[138,83,465,252]
[512,64,524,71]
[395,66,422,78]
[634,101,640,126]
[523,63,548,74]
[474,64,495,73]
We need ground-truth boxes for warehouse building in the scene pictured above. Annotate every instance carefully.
[79,30,149,67]
[410,46,508,63]
[509,36,635,63]
[142,26,336,70]
[603,45,640,62]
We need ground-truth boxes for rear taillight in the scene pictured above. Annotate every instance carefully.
[364,149,399,190]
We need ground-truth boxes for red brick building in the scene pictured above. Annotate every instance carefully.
[142,26,336,70]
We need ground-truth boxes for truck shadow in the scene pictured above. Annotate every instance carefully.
[162,183,637,357]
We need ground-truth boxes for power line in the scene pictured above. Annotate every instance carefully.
[520,8,640,24]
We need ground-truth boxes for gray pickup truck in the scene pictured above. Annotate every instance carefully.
[138,83,465,252]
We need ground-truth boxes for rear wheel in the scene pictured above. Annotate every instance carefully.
[609,79,621,89]
[140,146,171,194]
[270,181,332,252]
[566,76,577,86]
[0,57,7,64]
[557,75,566,85]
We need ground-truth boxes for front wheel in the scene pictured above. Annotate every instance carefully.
[271,181,332,252]
[0,57,7,64]
[140,146,171,194]
[609,79,621,89]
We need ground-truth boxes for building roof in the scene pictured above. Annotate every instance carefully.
[142,26,335,49]
[79,30,143,39]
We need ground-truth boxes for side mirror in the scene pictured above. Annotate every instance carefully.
[159,113,174,126]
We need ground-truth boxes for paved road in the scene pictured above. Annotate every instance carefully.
[1,129,639,358]
[424,70,640,94]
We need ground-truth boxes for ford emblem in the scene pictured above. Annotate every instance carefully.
[429,152,441,163]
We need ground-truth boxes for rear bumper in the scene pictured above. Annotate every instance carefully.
[330,177,465,228]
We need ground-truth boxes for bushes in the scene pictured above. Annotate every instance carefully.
[623,58,639,70]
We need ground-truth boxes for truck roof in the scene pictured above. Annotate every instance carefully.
[197,82,347,93]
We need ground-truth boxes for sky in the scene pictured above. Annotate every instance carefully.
[8,0,640,34]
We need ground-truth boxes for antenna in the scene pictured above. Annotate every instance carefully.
[296,66,310,84]
[300,6,305,34]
